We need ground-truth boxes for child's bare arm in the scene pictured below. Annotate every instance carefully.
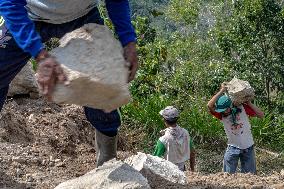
[207,83,227,112]
[246,101,264,118]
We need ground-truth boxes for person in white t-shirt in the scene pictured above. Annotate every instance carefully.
[207,83,264,174]
[153,106,196,171]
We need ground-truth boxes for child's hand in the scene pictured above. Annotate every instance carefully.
[220,82,228,92]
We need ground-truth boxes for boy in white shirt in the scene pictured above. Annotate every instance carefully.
[207,83,264,174]
[153,106,196,171]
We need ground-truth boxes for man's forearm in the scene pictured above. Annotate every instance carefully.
[247,102,264,118]
[105,0,136,46]
[0,0,44,58]
[207,89,225,112]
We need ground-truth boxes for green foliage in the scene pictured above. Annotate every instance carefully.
[216,0,284,107]
[166,0,200,25]
[251,112,284,151]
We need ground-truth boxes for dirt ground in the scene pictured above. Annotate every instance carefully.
[0,97,283,189]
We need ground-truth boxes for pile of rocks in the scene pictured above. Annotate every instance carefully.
[55,153,188,189]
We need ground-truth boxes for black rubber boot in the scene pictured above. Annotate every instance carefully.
[95,130,117,167]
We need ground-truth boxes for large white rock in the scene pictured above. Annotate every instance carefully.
[51,23,131,112]
[54,160,150,189]
[227,78,255,106]
[125,152,188,188]
[8,62,39,98]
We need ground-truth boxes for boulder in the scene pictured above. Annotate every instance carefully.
[8,62,39,98]
[51,23,131,112]
[54,159,150,189]
[125,152,188,188]
[227,78,255,106]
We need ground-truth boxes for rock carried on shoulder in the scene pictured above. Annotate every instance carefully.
[227,78,255,106]
[8,62,39,98]
[51,23,131,112]
[54,159,150,189]
[125,152,188,188]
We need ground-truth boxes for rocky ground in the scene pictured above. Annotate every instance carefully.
[0,97,283,189]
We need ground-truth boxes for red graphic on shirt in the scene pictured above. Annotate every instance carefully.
[230,114,244,135]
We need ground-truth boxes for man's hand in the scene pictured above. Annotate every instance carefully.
[124,42,138,82]
[35,50,67,101]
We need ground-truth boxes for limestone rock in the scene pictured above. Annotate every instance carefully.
[125,152,188,188]
[8,62,39,98]
[51,23,131,112]
[227,78,255,105]
[54,159,150,189]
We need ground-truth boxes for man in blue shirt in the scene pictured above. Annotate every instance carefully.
[0,0,138,167]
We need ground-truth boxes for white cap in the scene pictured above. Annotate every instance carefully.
[159,106,179,120]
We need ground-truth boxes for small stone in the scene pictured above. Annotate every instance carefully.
[280,169,284,176]
[42,160,47,165]
[12,156,26,164]
[49,161,55,167]
[29,158,40,165]
[26,174,33,182]
[54,159,61,163]
[26,182,33,188]
[16,168,23,177]
[55,162,66,167]
[44,107,52,113]
[28,114,36,123]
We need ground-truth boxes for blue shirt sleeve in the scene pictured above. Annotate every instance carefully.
[105,0,136,46]
[0,0,135,58]
[0,0,44,58]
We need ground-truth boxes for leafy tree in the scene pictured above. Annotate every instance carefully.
[217,0,284,107]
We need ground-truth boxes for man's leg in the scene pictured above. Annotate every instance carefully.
[84,107,120,167]
[223,145,240,173]
[0,18,31,111]
[240,145,257,174]
[39,7,119,167]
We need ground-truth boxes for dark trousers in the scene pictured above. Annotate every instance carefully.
[0,8,120,137]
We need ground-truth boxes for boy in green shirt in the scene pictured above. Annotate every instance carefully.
[153,106,196,171]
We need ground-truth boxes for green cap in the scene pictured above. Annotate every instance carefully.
[215,95,232,113]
